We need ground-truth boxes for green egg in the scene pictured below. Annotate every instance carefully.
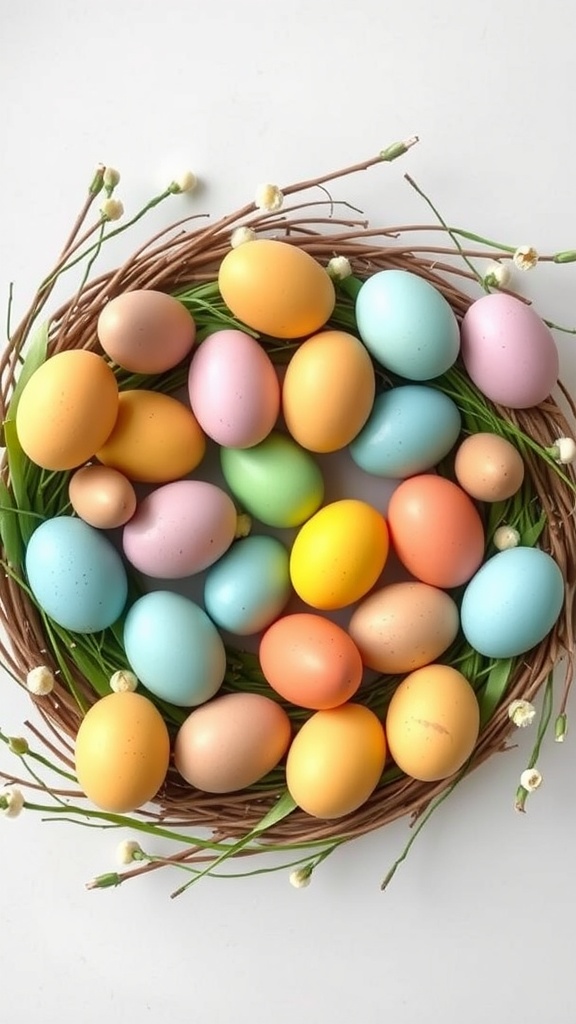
[220,431,324,528]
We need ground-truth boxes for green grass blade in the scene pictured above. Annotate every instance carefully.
[478,658,514,727]
[0,480,24,568]
[5,321,49,421]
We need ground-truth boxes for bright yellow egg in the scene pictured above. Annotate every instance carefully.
[75,692,170,813]
[286,703,386,818]
[15,351,118,470]
[385,664,480,782]
[290,499,389,609]
[282,330,375,452]
[218,239,335,339]
[96,390,205,483]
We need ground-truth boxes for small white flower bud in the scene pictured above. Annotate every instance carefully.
[0,787,25,818]
[26,665,55,696]
[110,670,138,694]
[168,171,198,194]
[493,525,520,551]
[483,261,511,288]
[520,768,542,792]
[508,699,536,728]
[254,183,284,213]
[289,866,313,889]
[116,839,144,865]
[548,437,576,465]
[513,245,539,271]
[100,197,124,221]
[231,226,257,248]
[327,256,352,281]
[103,167,121,189]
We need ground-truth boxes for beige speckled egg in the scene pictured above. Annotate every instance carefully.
[454,432,525,502]
[97,290,196,373]
[69,465,137,529]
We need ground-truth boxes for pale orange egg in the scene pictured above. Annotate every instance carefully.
[454,432,525,502]
[69,465,137,529]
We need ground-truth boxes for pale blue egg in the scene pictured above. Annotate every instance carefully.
[355,270,460,380]
[204,535,291,636]
[460,547,565,658]
[349,385,461,478]
[25,516,127,633]
[124,591,226,706]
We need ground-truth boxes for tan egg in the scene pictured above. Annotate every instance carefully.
[348,582,460,674]
[97,289,196,374]
[174,692,292,793]
[385,664,480,782]
[69,465,137,529]
[454,432,525,502]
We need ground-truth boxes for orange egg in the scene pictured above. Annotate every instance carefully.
[174,693,291,793]
[387,475,485,588]
[282,331,375,452]
[259,613,363,709]
[385,664,480,782]
[15,351,118,470]
[454,432,525,502]
[69,465,137,528]
[218,239,335,339]
[97,289,196,373]
[96,390,205,483]
[286,703,386,819]
[75,692,170,812]
[348,582,460,674]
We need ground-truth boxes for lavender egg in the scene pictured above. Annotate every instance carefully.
[460,294,559,409]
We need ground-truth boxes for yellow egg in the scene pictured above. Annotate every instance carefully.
[218,239,335,339]
[454,432,525,502]
[75,692,170,813]
[348,582,460,674]
[69,465,137,529]
[290,499,389,609]
[286,703,386,818]
[385,664,480,782]
[15,351,118,470]
[282,331,375,452]
[96,390,205,483]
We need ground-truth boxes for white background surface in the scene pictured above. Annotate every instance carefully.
[2,2,576,1022]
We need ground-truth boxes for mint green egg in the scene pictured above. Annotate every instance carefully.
[220,431,324,527]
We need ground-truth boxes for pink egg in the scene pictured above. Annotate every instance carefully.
[188,330,280,448]
[122,480,237,578]
[460,294,559,409]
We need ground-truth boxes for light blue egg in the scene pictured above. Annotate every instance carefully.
[25,516,127,633]
[124,591,226,707]
[349,385,461,478]
[355,269,460,380]
[204,535,291,636]
[460,547,565,658]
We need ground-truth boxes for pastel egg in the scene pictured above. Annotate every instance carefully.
[460,547,565,658]
[454,432,525,502]
[348,582,460,674]
[218,239,335,339]
[259,613,363,710]
[122,480,237,579]
[97,289,196,373]
[15,351,118,471]
[96,390,205,483]
[220,431,324,528]
[385,664,480,782]
[349,385,461,477]
[282,331,375,452]
[69,465,137,529]
[286,704,387,819]
[355,270,460,380]
[75,692,170,813]
[460,294,559,408]
[174,693,292,793]
[123,591,226,707]
[188,329,280,448]
[204,535,291,636]
[25,516,128,633]
[387,475,485,588]
[289,500,389,610]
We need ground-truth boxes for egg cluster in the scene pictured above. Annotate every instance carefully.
[15,239,566,820]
